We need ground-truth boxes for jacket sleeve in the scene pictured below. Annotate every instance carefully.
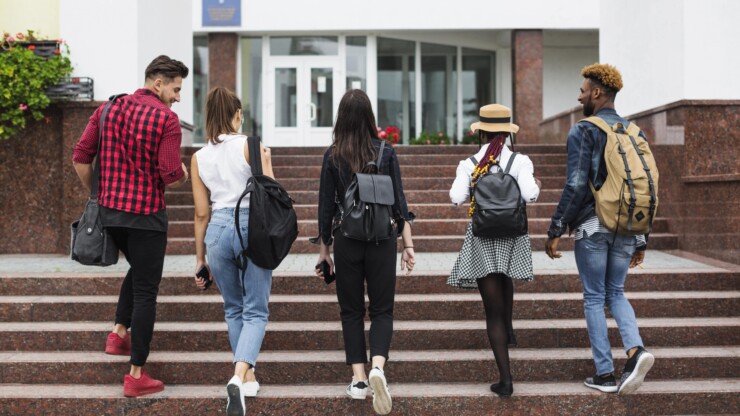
[547,123,594,238]
[311,150,337,246]
[389,147,415,229]
[514,155,540,203]
[449,158,474,205]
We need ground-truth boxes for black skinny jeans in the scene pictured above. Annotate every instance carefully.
[333,232,397,365]
[108,227,167,366]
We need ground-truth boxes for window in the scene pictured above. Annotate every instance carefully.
[240,37,263,136]
[377,37,416,142]
[346,36,367,91]
[193,36,208,143]
[270,36,338,56]
[462,48,496,137]
[421,42,457,138]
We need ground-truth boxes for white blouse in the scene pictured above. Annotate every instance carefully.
[195,134,252,210]
[449,144,540,205]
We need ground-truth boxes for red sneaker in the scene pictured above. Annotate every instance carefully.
[105,332,131,355]
[124,371,165,397]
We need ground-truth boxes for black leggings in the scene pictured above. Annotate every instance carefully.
[477,273,514,383]
[108,227,167,366]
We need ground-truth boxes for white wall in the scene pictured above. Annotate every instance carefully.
[193,0,598,32]
[542,31,599,118]
[683,0,740,100]
[60,0,193,123]
[0,0,60,38]
[600,0,740,116]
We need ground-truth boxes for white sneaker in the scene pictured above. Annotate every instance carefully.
[346,378,369,400]
[226,375,245,416]
[243,380,260,397]
[369,367,392,415]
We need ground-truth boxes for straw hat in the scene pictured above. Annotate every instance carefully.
[470,104,519,134]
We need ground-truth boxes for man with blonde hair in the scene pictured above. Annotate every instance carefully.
[545,63,655,395]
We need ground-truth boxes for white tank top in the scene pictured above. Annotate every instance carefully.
[195,134,252,210]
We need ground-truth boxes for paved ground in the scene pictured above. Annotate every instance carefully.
[0,250,724,275]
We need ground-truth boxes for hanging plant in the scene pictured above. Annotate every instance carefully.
[0,31,73,140]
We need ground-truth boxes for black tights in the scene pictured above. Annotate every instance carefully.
[477,273,514,383]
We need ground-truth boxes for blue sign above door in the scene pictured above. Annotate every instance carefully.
[202,0,241,27]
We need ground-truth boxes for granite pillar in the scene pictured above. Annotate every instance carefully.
[208,33,238,92]
[512,30,543,144]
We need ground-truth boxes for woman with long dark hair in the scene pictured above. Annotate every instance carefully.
[448,104,541,397]
[191,87,274,416]
[313,89,415,415]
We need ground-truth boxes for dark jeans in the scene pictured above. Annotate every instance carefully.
[108,227,167,366]
[333,232,397,365]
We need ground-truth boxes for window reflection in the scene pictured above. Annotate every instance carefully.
[270,36,338,56]
[422,42,457,139]
[377,37,416,143]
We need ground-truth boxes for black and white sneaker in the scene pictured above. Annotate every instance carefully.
[618,347,655,395]
[226,375,246,416]
[584,373,618,393]
[369,367,392,415]
[346,378,369,400]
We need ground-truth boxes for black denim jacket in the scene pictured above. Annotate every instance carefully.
[547,108,650,247]
[311,138,415,246]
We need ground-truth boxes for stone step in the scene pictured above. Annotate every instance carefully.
[2,318,737,351]
[3,270,736,297]
[167,202,565,221]
[272,164,568,178]
[4,291,736,322]
[165,189,567,206]
[276,175,567,191]
[264,153,567,166]
[167,217,671,238]
[182,144,568,156]
[2,347,737,385]
[164,233,680,255]
[2,379,738,415]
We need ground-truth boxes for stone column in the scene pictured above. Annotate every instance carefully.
[208,33,239,91]
[511,30,543,144]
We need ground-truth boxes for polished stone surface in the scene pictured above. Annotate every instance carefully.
[512,30,544,144]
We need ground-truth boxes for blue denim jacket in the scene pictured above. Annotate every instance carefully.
[547,108,650,239]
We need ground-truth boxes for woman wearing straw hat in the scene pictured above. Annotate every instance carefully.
[447,104,541,397]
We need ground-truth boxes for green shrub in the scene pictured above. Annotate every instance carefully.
[0,32,73,140]
[410,130,451,145]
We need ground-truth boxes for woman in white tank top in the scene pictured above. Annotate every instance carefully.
[190,87,274,416]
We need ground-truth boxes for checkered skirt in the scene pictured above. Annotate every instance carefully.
[448,222,534,289]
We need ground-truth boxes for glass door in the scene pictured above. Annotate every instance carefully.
[266,57,341,146]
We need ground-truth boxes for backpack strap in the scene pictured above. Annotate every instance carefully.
[503,152,519,174]
[581,116,612,134]
[247,136,263,176]
[625,123,658,232]
[376,140,386,171]
[468,156,478,165]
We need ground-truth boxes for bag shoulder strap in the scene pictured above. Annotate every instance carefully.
[503,152,519,174]
[376,140,386,170]
[91,94,127,199]
[247,136,263,176]
[581,116,613,135]
[468,156,478,165]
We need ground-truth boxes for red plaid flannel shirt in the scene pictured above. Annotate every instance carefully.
[72,88,184,214]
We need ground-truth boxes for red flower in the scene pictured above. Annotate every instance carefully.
[28,45,36,50]
[54,49,60,54]
[16,33,24,40]
[379,131,388,139]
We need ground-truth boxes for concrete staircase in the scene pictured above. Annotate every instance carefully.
[1,145,738,415]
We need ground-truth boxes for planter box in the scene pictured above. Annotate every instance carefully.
[46,77,94,101]
[0,40,61,58]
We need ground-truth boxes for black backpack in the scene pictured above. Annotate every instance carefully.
[470,153,528,239]
[339,140,395,243]
[235,136,298,271]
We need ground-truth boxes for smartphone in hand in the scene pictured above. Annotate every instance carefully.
[316,260,335,284]
[196,265,212,290]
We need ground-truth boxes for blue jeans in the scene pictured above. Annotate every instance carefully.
[574,232,644,375]
[205,208,272,367]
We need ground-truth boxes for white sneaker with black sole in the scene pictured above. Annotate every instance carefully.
[618,347,655,395]
[226,375,246,416]
[369,367,392,415]
[346,378,369,400]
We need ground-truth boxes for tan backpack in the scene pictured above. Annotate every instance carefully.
[582,117,659,235]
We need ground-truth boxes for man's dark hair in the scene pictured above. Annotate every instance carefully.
[145,55,189,81]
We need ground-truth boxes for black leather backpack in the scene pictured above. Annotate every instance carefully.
[471,153,528,239]
[340,140,395,243]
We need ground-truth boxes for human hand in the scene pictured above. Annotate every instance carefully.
[545,237,562,259]
[181,162,189,181]
[534,177,542,189]
[629,250,645,268]
[194,261,212,289]
[400,247,416,275]
[315,254,334,278]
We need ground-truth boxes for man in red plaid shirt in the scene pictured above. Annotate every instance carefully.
[72,55,189,397]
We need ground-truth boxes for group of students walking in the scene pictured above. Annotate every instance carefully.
[72,56,655,415]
